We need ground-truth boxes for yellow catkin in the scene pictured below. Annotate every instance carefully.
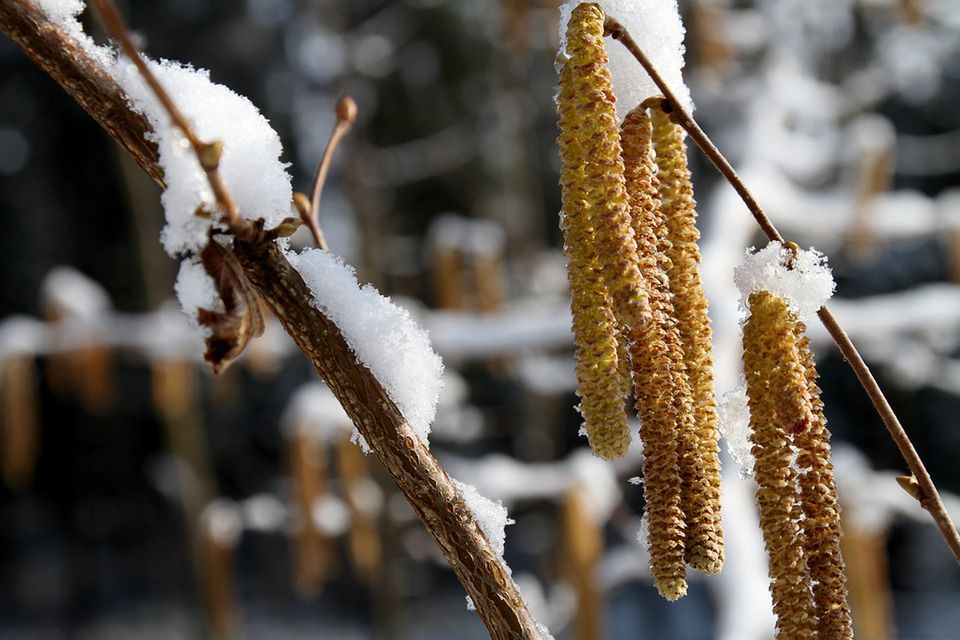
[615,325,633,401]
[560,3,650,333]
[557,4,630,459]
[620,106,687,600]
[649,105,724,574]
[793,325,854,639]
[743,292,817,639]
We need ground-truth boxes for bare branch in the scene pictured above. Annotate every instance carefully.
[301,95,357,250]
[605,14,960,564]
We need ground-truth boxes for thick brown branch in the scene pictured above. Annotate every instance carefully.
[0,4,544,637]
[234,239,542,639]
[603,14,960,564]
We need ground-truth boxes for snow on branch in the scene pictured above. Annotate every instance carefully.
[557,0,692,119]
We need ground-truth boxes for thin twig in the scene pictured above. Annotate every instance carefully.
[604,14,960,564]
[90,0,250,239]
[299,95,357,250]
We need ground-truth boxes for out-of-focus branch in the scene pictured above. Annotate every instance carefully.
[604,14,960,565]
[0,4,544,638]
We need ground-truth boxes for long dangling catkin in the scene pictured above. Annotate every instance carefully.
[793,325,854,639]
[620,106,687,601]
[561,3,650,334]
[648,103,724,575]
[743,291,817,639]
[556,3,631,459]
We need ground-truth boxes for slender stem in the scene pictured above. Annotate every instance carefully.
[303,95,357,250]
[90,0,250,239]
[605,15,960,563]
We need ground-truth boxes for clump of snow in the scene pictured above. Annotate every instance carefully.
[33,1,294,257]
[733,241,835,324]
[33,1,114,69]
[628,476,642,486]
[718,383,755,478]
[635,514,649,549]
[201,499,243,546]
[569,449,621,523]
[41,266,111,320]
[286,248,444,449]
[453,479,515,561]
[311,494,351,537]
[558,1,693,120]
[281,381,354,443]
[0,317,47,360]
[240,494,287,533]
[116,59,293,255]
[173,257,220,332]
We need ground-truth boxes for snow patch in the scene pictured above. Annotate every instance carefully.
[558,0,693,120]
[286,248,444,450]
[733,241,835,324]
[718,383,755,478]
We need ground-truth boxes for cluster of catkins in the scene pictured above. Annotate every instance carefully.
[558,4,853,631]
[742,292,852,639]
[557,3,722,601]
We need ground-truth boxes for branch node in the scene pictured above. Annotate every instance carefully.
[199,140,223,171]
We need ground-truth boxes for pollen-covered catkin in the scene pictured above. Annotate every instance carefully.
[649,104,724,575]
[793,326,853,639]
[557,4,630,459]
[560,3,650,334]
[743,291,817,639]
[620,106,687,601]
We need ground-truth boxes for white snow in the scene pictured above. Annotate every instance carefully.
[201,499,243,545]
[116,59,293,255]
[311,494,351,537]
[40,266,111,320]
[733,241,835,325]
[33,1,294,257]
[281,381,354,443]
[452,479,514,561]
[173,257,220,332]
[286,248,444,449]
[558,0,693,120]
[718,383,755,479]
[635,514,649,549]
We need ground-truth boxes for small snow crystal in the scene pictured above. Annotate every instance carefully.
[453,479,514,562]
[286,248,444,449]
[718,383,755,479]
[558,0,693,120]
[636,514,650,549]
[174,257,220,332]
[733,242,835,324]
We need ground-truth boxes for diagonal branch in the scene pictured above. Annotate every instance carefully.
[603,14,960,565]
[0,3,544,637]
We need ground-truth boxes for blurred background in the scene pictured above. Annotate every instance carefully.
[2,0,960,638]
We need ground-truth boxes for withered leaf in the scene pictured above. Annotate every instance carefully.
[197,240,265,373]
